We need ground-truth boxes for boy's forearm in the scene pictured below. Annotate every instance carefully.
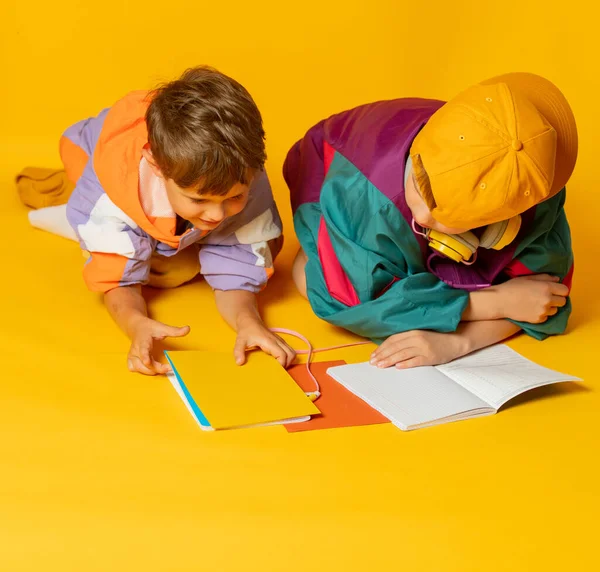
[462,286,505,322]
[214,289,261,331]
[104,285,148,338]
[455,319,521,356]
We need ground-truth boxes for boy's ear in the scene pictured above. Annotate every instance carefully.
[141,147,165,179]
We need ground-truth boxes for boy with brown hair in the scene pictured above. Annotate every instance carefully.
[19,66,295,374]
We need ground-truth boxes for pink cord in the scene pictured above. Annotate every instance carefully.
[461,250,478,266]
[412,218,428,238]
[269,328,372,399]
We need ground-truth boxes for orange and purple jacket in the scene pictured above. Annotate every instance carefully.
[62,91,282,293]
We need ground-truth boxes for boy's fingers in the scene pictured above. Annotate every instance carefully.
[527,273,559,282]
[138,341,154,368]
[551,295,567,308]
[278,341,296,368]
[395,356,427,370]
[260,339,288,367]
[152,360,172,375]
[374,347,418,369]
[154,324,191,339]
[273,351,288,368]
[128,356,157,376]
[550,283,569,297]
[371,345,395,363]
[372,343,418,365]
[286,346,297,367]
[372,331,416,359]
[274,337,297,365]
[268,347,288,368]
[371,340,392,359]
[233,337,248,365]
[235,335,295,367]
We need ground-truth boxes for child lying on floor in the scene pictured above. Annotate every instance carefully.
[284,73,576,369]
[18,66,295,374]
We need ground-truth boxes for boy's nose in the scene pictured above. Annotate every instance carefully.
[205,203,226,222]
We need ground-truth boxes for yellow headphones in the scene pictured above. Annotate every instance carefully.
[424,215,522,263]
[405,156,522,263]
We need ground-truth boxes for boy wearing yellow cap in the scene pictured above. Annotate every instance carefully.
[284,73,576,369]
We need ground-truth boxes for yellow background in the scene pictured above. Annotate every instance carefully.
[1,0,598,570]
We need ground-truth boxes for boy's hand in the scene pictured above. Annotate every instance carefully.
[495,274,569,324]
[370,330,467,369]
[234,317,296,368]
[127,317,190,375]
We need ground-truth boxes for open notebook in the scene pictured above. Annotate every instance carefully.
[165,350,319,431]
[326,345,582,431]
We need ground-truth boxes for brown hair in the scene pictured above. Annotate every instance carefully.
[146,66,266,195]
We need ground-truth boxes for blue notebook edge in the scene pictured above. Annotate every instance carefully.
[164,351,213,431]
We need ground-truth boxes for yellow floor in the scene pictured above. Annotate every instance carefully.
[2,1,600,569]
[1,147,599,571]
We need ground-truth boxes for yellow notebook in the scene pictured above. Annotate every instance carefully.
[165,350,320,430]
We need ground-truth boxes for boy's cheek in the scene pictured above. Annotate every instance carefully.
[230,199,249,217]
[174,202,201,220]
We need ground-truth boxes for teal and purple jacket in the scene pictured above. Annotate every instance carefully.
[283,99,574,343]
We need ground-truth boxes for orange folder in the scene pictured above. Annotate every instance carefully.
[285,361,389,432]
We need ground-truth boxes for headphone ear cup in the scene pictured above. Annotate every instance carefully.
[479,221,507,249]
[427,230,479,262]
[451,230,480,252]
[480,215,522,250]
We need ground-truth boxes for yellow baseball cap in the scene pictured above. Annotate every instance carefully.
[409,73,578,229]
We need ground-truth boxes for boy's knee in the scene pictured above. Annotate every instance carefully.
[148,246,201,289]
[268,234,284,261]
[292,248,308,299]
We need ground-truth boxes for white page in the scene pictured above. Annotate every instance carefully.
[436,345,582,410]
[166,371,214,431]
[327,362,492,430]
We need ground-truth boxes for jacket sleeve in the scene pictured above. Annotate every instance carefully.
[66,164,155,293]
[199,240,278,293]
[199,171,283,293]
[300,197,470,342]
[285,121,470,343]
[504,188,574,339]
